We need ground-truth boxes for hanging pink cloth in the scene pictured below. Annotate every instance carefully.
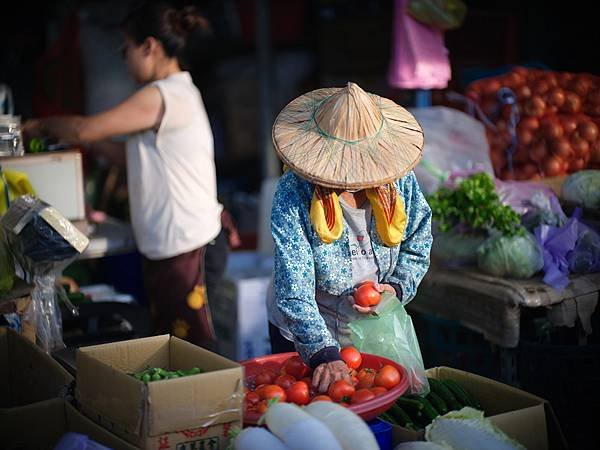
[388,0,451,89]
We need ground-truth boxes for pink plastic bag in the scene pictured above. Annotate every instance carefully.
[388,0,451,89]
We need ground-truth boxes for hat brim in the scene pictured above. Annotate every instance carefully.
[272,87,424,189]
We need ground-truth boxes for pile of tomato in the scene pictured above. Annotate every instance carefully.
[465,67,600,180]
[244,347,402,415]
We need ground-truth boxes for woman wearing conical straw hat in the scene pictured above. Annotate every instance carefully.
[268,82,432,393]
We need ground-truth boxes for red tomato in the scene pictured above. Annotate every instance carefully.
[245,391,260,406]
[311,395,332,403]
[282,356,310,379]
[328,380,356,403]
[370,386,388,397]
[256,400,269,414]
[275,374,296,391]
[354,282,381,307]
[356,368,376,389]
[351,388,376,405]
[254,369,278,386]
[260,384,286,403]
[340,347,362,370]
[287,381,310,406]
[374,365,401,390]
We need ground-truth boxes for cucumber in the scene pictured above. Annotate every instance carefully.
[411,396,439,423]
[389,404,415,429]
[426,391,448,414]
[442,379,481,410]
[379,411,396,425]
[396,396,423,412]
[428,378,462,410]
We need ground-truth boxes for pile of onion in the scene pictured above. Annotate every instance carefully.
[466,67,600,180]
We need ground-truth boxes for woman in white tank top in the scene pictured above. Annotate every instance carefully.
[23,2,224,349]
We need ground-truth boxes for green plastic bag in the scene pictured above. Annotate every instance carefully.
[349,293,429,395]
[0,238,14,295]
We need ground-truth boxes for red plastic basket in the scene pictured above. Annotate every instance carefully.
[241,352,409,424]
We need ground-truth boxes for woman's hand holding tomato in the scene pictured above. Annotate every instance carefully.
[349,281,395,314]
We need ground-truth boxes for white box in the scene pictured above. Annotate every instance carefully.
[0,151,85,221]
[213,252,273,361]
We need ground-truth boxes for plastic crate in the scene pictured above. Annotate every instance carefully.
[411,310,501,380]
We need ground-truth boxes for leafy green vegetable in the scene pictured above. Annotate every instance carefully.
[427,173,523,237]
[477,232,543,279]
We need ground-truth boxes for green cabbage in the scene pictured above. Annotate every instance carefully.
[562,170,600,210]
[477,232,543,279]
[425,407,526,450]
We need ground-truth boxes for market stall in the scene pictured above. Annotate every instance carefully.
[3,0,600,448]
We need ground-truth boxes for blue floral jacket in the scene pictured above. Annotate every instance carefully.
[271,170,432,362]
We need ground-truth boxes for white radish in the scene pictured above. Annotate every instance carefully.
[304,401,379,450]
[265,402,343,450]
[234,427,291,450]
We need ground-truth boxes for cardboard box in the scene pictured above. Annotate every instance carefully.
[0,398,138,450]
[76,335,244,449]
[0,327,73,410]
[391,367,567,450]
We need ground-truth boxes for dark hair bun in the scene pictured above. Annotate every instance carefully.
[179,6,211,35]
[123,2,213,59]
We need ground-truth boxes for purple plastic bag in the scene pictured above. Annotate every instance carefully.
[535,209,600,290]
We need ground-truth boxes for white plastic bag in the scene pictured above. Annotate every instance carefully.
[411,107,493,194]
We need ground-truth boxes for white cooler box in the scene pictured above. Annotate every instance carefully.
[212,251,273,361]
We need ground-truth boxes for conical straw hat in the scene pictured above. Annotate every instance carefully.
[272,82,424,190]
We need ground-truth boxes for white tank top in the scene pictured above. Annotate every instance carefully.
[126,72,222,260]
